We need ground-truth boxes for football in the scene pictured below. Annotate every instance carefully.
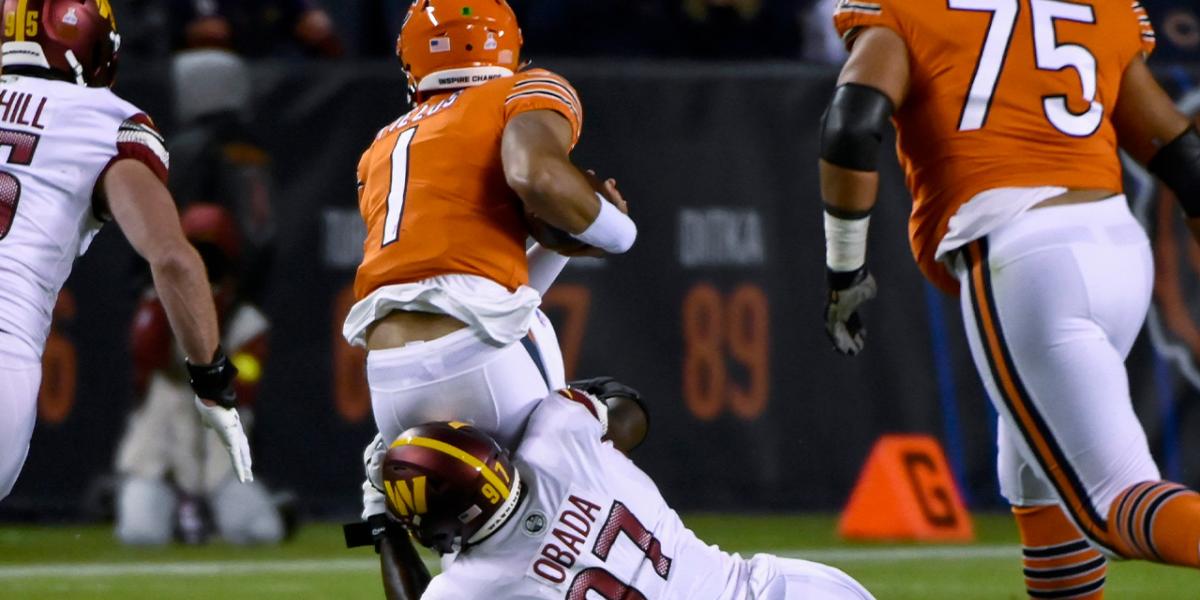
[523,210,594,254]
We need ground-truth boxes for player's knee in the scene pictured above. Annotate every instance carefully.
[115,477,176,546]
[750,555,875,600]
[212,479,284,545]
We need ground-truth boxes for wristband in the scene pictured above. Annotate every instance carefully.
[575,194,636,254]
[186,348,239,409]
[824,209,870,273]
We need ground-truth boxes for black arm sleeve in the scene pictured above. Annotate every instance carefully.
[1149,126,1200,218]
[819,83,895,172]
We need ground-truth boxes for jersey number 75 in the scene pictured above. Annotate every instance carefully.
[953,0,1103,137]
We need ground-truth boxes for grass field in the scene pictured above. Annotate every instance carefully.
[1,513,1196,599]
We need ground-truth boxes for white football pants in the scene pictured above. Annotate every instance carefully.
[746,554,875,600]
[0,334,39,502]
[953,196,1160,536]
[368,310,564,448]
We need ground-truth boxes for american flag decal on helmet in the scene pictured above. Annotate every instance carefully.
[429,37,451,53]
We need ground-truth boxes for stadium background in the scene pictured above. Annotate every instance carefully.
[1,0,1199,545]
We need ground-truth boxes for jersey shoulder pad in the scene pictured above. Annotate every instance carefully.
[115,114,170,184]
[832,0,904,49]
[503,69,584,146]
[1128,1,1156,58]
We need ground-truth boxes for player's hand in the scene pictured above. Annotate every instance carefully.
[362,433,388,519]
[824,266,877,356]
[585,169,629,215]
[194,396,254,483]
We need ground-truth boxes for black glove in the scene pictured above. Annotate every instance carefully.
[569,376,643,409]
[824,266,878,356]
[186,348,239,409]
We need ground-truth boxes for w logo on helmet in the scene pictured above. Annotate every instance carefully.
[385,475,429,517]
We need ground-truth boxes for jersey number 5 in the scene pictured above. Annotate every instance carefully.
[952,0,1103,137]
[0,129,40,241]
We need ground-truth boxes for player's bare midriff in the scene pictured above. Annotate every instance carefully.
[365,310,468,351]
[1032,188,1119,209]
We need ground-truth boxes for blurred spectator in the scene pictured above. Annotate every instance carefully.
[673,0,802,59]
[115,204,281,546]
[1144,0,1200,63]
[801,0,848,64]
[169,0,344,58]
[169,50,277,302]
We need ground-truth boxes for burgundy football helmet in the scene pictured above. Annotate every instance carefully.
[382,422,522,554]
[1,0,120,87]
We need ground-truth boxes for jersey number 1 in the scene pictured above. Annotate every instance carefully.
[0,129,40,241]
[381,127,418,247]
[952,0,1103,137]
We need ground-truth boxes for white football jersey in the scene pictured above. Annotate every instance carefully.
[0,75,168,359]
[422,394,750,600]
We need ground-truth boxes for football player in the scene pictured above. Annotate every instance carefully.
[377,386,876,600]
[818,0,1200,596]
[344,0,634,482]
[0,0,251,503]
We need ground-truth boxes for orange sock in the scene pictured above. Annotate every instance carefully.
[1107,481,1200,566]
[1014,505,1106,599]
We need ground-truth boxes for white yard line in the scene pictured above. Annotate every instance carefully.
[779,544,1018,562]
[0,545,1020,579]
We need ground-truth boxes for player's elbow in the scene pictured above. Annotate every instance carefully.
[507,157,566,214]
[147,240,204,283]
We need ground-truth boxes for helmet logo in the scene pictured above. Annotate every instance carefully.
[62,8,79,27]
[95,0,116,27]
[385,476,429,517]
[429,36,451,53]
[484,32,498,51]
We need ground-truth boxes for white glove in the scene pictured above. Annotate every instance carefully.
[194,396,254,483]
[362,433,388,520]
[825,267,878,356]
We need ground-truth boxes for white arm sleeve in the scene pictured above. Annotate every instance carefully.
[526,243,570,295]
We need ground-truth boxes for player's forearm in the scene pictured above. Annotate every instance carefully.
[513,158,599,235]
[820,161,880,216]
[149,245,221,364]
[379,534,431,600]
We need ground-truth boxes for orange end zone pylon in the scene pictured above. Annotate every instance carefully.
[838,434,975,542]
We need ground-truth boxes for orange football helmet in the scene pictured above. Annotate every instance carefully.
[397,0,523,97]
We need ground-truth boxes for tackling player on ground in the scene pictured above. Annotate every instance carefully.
[0,0,251,503]
[818,0,1200,597]
[377,384,876,600]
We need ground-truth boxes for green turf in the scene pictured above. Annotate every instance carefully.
[0,514,1195,598]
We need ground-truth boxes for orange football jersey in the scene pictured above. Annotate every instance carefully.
[834,0,1156,292]
[353,69,584,301]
